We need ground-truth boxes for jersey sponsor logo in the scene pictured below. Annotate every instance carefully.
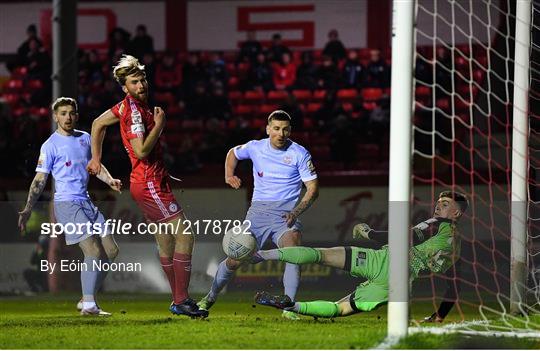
[169,202,178,213]
[283,155,292,165]
[131,110,142,124]
[131,124,145,134]
[355,251,367,266]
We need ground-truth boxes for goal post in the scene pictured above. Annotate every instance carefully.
[510,0,531,316]
[387,0,415,339]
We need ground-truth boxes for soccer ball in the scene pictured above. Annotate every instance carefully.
[222,223,257,261]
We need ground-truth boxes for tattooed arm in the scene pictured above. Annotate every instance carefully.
[284,179,319,227]
[18,172,49,232]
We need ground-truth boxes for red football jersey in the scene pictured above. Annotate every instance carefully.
[111,94,168,184]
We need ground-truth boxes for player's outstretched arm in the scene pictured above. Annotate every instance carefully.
[285,178,319,227]
[96,163,122,193]
[130,106,165,159]
[224,147,241,189]
[89,109,119,175]
[18,172,49,232]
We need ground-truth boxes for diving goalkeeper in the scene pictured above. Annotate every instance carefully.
[254,191,468,318]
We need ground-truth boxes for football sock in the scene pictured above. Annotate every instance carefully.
[208,259,234,301]
[159,256,176,301]
[295,301,340,318]
[256,249,279,261]
[283,263,300,301]
[94,258,110,295]
[278,247,322,264]
[81,256,99,303]
[173,252,191,304]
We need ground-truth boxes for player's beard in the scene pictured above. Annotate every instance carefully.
[130,90,148,104]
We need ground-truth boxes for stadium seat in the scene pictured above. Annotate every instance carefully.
[182,120,204,130]
[341,102,354,112]
[12,66,28,78]
[12,107,27,118]
[166,119,182,132]
[251,118,266,129]
[244,90,265,104]
[473,69,484,83]
[292,89,312,103]
[27,79,44,92]
[154,92,175,107]
[267,90,288,103]
[311,145,330,159]
[228,90,243,103]
[237,63,250,78]
[233,104,252,116]
[29,107,49,119]
[302,117,314,130]
[257,103,278,117]
[306,102,322,114]
[228,76,239,90]
[312,90,327,102]
[223,51,237,63]
[4,79,24,93]
[337,89,358,102]
[362,101,378,111]
[226,63,237,76]
[435,98,450,110]
[362,88,383,101]
[1,93,20,108]
[416,85,431,98]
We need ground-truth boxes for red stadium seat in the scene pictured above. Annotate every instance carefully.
[292,89,312,103]
[341,102,354,112]
[257,103,278,117]
[226,63,237,76]
[244,90,265,104]
[154,92,175,107]
[337,89,358,102]
[436,98,450,110]
[233,104,252,116]
[166,119,182,131]
[182,120,204,130]
[306,102,322,114]
[1,93,20,108]
[12,66,28,78]
[228,76,239,90]
[27,79,44,91]
[267,90,288,103]
[361,88,383,101]
[30,107,49,119]
[251,118,266,129]
[312,90,327,102]
[4,79,24,93]
[362,101,378,111]
[228,90,243,103]
[12,107,27,118]
[237,62,250,78]
[416,85,431,98]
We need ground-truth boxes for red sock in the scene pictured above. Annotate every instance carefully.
[173,252,191,304]
[159,257,176,302]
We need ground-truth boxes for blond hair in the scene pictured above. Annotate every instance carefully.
[112,54,145,85]
[51,97,78,113]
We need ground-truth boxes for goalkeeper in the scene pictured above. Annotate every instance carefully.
[254,191,468,318]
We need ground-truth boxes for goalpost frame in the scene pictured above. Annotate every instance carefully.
[510,0,532,315]
[387,0,415,339]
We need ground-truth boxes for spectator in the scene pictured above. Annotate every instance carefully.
[185,82,211,119]
[249,52,274,92]
[142,52,157,91]
[129,24,154,60]
[434,46,452,98]
[278,93,304,130]
[272,52,297,90]
[316,55,341,90]
[314,90,339,129]
[365,49,390,88]
[200,118,228,162]
[322,29,346,63]
[342,50,365,89]
[329,114,356,168]
[267,33,291,62]
[155,52,182,93]
[16,24,43,67]
[182,52,208,98]
[207,51,229,87]
[108,27,131,63]
[207,82,232,120]
[294,51,318,90]
[239,31,262,64]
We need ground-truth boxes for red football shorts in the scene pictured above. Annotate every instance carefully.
[130,178,182,223]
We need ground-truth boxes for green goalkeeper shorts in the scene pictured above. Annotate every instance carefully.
[345,246,389,312]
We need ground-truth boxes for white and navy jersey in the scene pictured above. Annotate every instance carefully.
[36,130,91,202]
[233,138,317,204]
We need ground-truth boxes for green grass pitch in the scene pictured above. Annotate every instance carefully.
[1,292,539,349]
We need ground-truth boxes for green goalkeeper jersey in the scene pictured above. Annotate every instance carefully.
[409,218,461,280]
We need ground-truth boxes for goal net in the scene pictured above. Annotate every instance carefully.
[406,0,540,338]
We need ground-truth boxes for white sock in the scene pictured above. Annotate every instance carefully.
[82,301,97,310]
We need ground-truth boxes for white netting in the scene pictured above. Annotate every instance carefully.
[410,0,540,337]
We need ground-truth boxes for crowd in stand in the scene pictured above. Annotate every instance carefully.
[1,25,398,178]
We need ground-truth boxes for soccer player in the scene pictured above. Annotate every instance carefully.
[254,191,467,318]
[197,110,319,320]
[18,97,121,316]
[86,55,207,318]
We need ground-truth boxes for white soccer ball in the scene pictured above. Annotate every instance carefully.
[222,223,257,261]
